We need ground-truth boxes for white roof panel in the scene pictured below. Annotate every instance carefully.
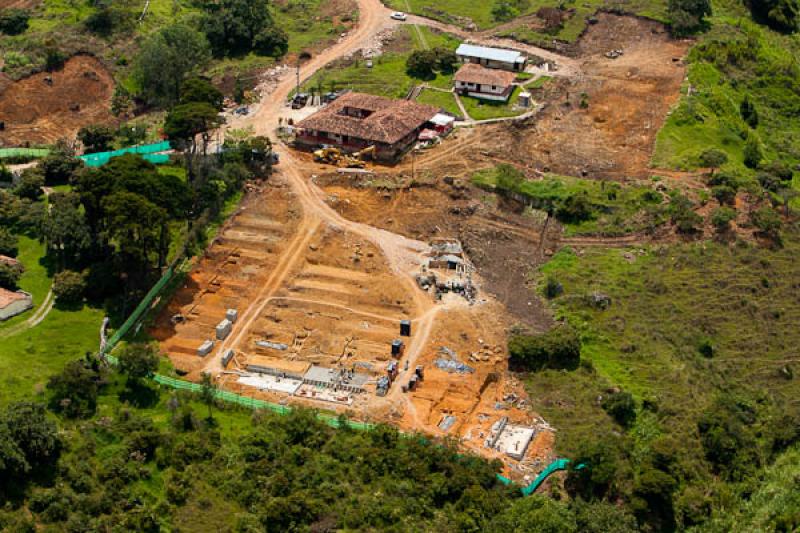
[456,43,525,64]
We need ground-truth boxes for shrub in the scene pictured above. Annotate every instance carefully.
[508,324,581,371]
[53,270,86,305]
[748,0,800,33]
[0,227,19,257]
[750,206,782,238]
[699,148,728,173]
[0,9,30,35]
[46,356,107,419]
[668,193,702,233]
[743,134,764,169]
[253,26,289,57]
[543,277,563,299]
[556,192,594,222]
[13,168,44,201]
[602,391,637,428]
[711,185,737,206]
[711,206,736,233]
[740,95,759,128]
[668,0,712,35]
[0,262,22,289]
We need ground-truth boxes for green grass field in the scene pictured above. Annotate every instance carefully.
[416,88,462,116]
[528,233,800,459]
[0,304,105,405]
[300,26,460,98]
[460,86,526,121]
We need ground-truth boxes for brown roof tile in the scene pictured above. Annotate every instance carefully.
[454,63,517,87]
[295,92,439,145]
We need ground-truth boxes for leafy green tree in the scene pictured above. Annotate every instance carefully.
[668,0,712,35]
[0,421,29,488]
[1,402,61,474]
[0,8,30,35]
[0,262,22,290]
[631,465,678,531]
[711,184,737,206]
[406,49,439,79]
[38,144,82,186]
[164,102,223,178]
[566,438,623,500]
[53,270,87,305]
[556,192,594,222]
[180,77,224,111]
[41,192,92,268]
[202,0,280,56]
[46,355,107,418]
[13,168,44,200]
[743,133,764,169]
[698,395,760,480]
[572,499,638,533]
[740,95,759,128]
[668,192,702,233]
[750,205,782,239]
[253,25,289,57]
[0,227,19,257]
[135,23,211,107]
[102,191,168,268]
[77,125,115,154]
[602,391,637,428]
[711,206,736,233]
[118,344,160,383]
[508,324,581,371]
[748,0,800,33]
[699,148,728,175]
[490,495,577,532]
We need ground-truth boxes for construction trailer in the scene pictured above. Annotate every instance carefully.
[226,308,238,323]
[216,319,232,340]
[221,349,235,369]
[197,340,214,357]
[400,320,411,337]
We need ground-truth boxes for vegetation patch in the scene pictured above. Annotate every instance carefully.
[472,164,665,235]
[527,234,800,528]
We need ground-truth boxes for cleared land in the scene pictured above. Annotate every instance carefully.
[0,55,115,146]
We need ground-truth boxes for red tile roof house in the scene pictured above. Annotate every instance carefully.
[454,63,518,102]
[0,287,33,321]
[294,92,439,161]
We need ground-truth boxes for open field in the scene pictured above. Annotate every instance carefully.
[529,235,800,455]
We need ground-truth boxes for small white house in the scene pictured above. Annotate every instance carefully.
[454,64,517,102]
[456,43,526,72]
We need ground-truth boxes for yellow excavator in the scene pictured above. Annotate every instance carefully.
[313,145,375,169]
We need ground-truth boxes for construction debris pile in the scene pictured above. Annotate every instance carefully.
[417,239,478,303]
[434,346,475,374]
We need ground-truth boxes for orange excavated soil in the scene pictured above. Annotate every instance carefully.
[0,55,115,147]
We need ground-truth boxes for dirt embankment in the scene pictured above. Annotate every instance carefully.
[0,55,115,147]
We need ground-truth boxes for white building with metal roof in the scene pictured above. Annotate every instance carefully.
[456,43,527,72]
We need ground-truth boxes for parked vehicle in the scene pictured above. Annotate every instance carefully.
[291,93,309,109]
[390,11,407,21]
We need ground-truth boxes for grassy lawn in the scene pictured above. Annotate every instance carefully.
[472,167,664,235]
[416,88,462,116]
[528,232,800,459]
[460,86,525,120]
[300,26,460,98]
[0,236,51,332]
[0,304,105,405]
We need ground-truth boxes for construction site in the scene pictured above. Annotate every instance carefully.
[145,9,693,478]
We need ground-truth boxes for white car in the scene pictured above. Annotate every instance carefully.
[391,11,407,21]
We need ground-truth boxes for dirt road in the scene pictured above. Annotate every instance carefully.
[226,0,579,140]
[226,0,395,138]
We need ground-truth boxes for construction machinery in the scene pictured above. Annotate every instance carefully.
[313,145,375,169]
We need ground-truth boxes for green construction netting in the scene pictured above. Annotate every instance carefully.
[0,148,50,159]
[80,141,172,167]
